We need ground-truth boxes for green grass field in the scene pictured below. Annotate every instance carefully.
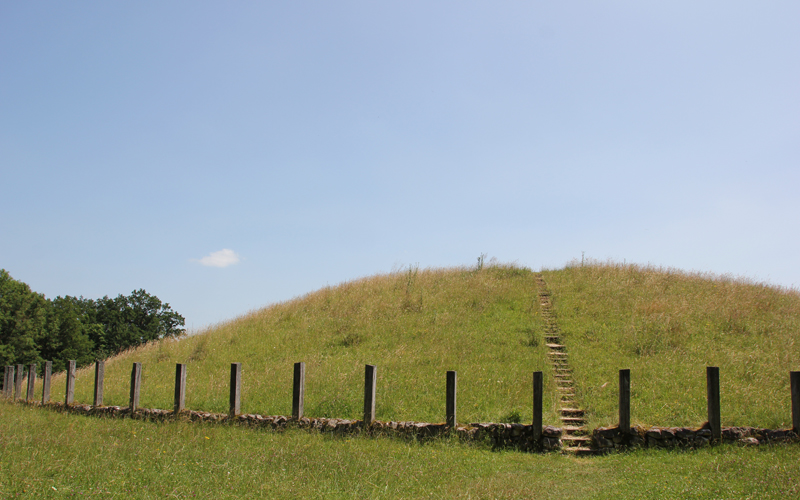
[5,261,800,498]
[2,403,800,499]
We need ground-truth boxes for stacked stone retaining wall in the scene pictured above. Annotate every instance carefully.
[22,401,563,452]
[593,424,798,452]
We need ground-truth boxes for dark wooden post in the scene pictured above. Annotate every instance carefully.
[3,366,13,398]
[619,369,631,432]
[3,366,11,398]
[42,361,52,404]
[532,371,543,444]
[26,363,37,402]
[65,360,76,405]
[93,360,105,406]
[129,362,142,411]
[791,371,800,432]
[15,364,24,400]
[174,363,187,413]
[229,363,242,417]
[707,366,721,441]
[446,370,457,428]
[363,364,377,425]
[292,362,305,419]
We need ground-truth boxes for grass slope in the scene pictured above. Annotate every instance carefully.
[36,262,800,430]
[49,265,556,425]
[543,262,800,429]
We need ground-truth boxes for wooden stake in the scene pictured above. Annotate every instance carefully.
[707,366,721,441]
[446,370,457,428]
[619,369,631,432]
[26,363,37,402]
[363,364,377,425]
[3,366,13,398]
[65,360,76,405]
[15,364,23,400]
[229,363,242,417]
[174,363,187,413]
[292,362,305,419]
[93,360,105,406]
[791,371,800,432]
[42,361,52,404]
[129,362,142,411]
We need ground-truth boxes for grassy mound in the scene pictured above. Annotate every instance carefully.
[42,261,800,431]
[543,262,800,429]
[55,264,555,424]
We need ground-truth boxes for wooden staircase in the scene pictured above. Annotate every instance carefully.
[536,273,593,456]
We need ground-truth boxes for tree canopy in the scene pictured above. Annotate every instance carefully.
[0,269,185,376]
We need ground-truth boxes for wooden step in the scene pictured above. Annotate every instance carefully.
[571,447,597,457]
[545,343,565,349]
[562,435,591,443]
[560,417,586,424]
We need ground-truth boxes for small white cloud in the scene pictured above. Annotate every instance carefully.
[195,249,241,268]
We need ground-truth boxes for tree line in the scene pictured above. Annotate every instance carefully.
[0,269,185,377]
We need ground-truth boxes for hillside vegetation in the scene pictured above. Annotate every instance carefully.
[543,261,800,429]
[54,265,555,425]
[43,262,800,431]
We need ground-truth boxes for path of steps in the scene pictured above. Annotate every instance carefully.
[535,273,593,456]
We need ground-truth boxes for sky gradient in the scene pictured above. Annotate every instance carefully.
[2,1,798,329]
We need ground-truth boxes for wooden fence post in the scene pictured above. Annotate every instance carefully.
[2,366,10,398]
[129,362,142,411]
[363,364,377,425]
[707,366,721,441]
[42,361,52,404]
[65,360,76,405]
[446,370,457,428]
[93,360,105,406]
[174,363,187,413]
[3,366,13,398]
[229,363,242,417]
[791,371,800,432]
[15,364,23,400]
[26,363,37,402]
[533,371,543,444]
[292,362,305,419]
[619,369,631,432]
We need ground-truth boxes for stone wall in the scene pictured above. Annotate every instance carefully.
[593,424,798,452]
[28,401,563,452]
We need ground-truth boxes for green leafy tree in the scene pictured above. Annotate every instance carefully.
[0,269,46,369]
[39,296,96,372]
[1,270,185,376]
[93,289,185,354]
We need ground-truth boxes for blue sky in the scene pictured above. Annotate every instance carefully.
[2,1,798,329]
